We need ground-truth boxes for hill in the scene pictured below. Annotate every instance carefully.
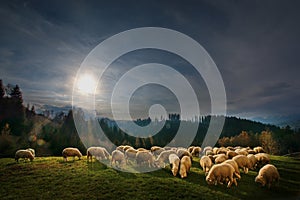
[0,155,299,200]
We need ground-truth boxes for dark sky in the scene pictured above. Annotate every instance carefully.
[0,0,300,120]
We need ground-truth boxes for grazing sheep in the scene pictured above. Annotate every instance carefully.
[200,156,213,174]
[232,155,251,174]
[116,145,126,152]
[155,150,177,168]
[150,146,165,157]
[136,151,156,168]
[206,163,240,188]
[111,150,125,168]
[169,154,180,176]
[216,147,228,155]
[235,149,248,156]
[203,146,213,155]
[87,147,110,162]
[26,148,35,157]
[188,146,195,153]
[255,164,279,188]
[247,154,258,170]
[227,150,239,159]
[62,147,82,162]
[255,153,270,167]
[176,149,193,160]
[125,148,138,164]
[191,146,202,157]
[248,149,256,154]
[214,154,227,164]
[223,159,241,182]
[179,156,192,178]
[213,147,219,155]
[137,148,148,152]
[205,150,214,156]
[254,146,265,154]
[15,149,34,162]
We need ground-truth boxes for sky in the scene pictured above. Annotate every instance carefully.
[0,0,300,121]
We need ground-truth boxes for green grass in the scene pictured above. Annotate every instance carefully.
[0,156,299,200]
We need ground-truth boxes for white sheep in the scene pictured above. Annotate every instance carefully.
[203,146,213,155]
[15,149,35,162]
[206,163,240,188]
[226,150,238,159]
[176,148,193,160]
[179,156,192,178]
[232,155,251,174]
[136,151,156,168]
[26,148,35,157]
[87,147,110,162]
[155,150,177,168]
[150,146,165,156]
[214,154,227,164]
[254,146,265,154]
[125,148,138,164]
[223,159,241,186]
[255,164,279,188]
[255,153,270,167]
[200,155,213,175]
[62,147,82,162]
[169,153,180,176]
[111,150,125,168]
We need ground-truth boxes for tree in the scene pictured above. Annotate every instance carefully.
[11,85,23,104]
[259,131,279,155]
[0,79,5,99]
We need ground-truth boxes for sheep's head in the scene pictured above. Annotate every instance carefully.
[206,176,215,185]
[172,166,179,176]
[255,175,265,186]
[179,166,187,178]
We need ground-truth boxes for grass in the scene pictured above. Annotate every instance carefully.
[0,155,299,200]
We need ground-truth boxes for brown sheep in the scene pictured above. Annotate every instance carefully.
[15,149,34,162]
[206,163,240,188]
[223,159,241,185]
[179,156,192,178]
[255,164,279,188]
[214,154,227,164]
[247,154,258,170]
[200,155,213,174]
[226,150,239,159]
[191,146,202,157]
[232,155,251,174]
[169,153,180,176]
[62,147,82,162]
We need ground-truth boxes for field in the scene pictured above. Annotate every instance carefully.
[0,155,299,200]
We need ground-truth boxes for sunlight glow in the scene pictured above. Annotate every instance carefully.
[77,74,97,94]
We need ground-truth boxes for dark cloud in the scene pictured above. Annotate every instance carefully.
[0,0,299,120]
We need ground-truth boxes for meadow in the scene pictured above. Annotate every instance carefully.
[0,155,299,200]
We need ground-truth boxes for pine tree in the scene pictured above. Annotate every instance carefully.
[11,85,23,104]
[0,79,5,98]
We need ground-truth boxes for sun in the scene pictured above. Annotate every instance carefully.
[77,74,97,94]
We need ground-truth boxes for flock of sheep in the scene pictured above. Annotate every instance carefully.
[14,145,280,189]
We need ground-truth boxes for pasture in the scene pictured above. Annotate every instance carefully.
[0,155,299,200]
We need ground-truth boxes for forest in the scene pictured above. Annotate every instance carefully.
[0,80,299,157]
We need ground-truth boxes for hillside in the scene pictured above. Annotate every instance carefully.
[0,155,299,200]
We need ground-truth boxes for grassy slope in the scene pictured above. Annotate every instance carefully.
[0,156,299,200]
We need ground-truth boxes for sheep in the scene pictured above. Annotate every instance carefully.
[226,150,239,159]
[15,149,34,162]
[232,155,251,174]
[188,146,195,153]
[116,145,133,153]
[254,146,265,154]
[203,146,213,155]
[206,163,240,188]
[176,148,193,160]
[155,150,177,168]
[213,147,219,155]
[235,149,248,156]
[169,154,180,176]
[255,153,270,167]
[247,154,258,170]
[125,148,138,164]
[179,156,192,178]
[205,150,214,156]
[87,147,110,162]
[111,150,125,168]
[26,148,35,157]
[62,147,82,162]
[255,164,280,188]
[191,146,201,157]
[214,154,227,164]
[223,159,241,181]
[137,148,148,152]
[136,151,156,168]
[150,146,165,157]
[247,149,256,154]
[200,155,213,175]
[216,147,228,155]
